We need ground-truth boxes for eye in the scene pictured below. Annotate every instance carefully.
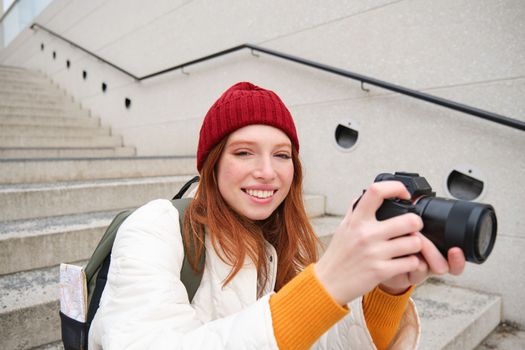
[234,151,252,157]
[275,153,291,160]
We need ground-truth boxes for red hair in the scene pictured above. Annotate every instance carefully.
[183,138,319,291]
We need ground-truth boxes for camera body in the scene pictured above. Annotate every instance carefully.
[364,172,497,264]
[374,172,434,221]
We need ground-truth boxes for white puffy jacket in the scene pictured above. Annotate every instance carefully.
[89,199,420,349]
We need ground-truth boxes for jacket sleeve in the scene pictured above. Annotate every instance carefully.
[311,296,420,350]
[88,199,279,350]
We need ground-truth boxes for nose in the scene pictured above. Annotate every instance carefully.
[253,155,277,180]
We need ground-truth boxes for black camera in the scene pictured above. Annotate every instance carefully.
[361,172,497,264]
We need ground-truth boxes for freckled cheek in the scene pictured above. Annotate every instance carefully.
[279,164,294,191]
[219,161,247,187]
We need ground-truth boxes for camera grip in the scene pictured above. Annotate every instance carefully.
[353,191,416,221]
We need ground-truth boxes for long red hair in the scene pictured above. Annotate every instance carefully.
[183,138,319,291]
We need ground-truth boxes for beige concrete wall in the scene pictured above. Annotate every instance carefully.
[1,0,524,325]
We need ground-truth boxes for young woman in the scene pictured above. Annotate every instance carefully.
[89,82,465,349]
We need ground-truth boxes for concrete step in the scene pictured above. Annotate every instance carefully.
[476,322,525,349]
[0,65,44,76]
[0,156,196,184]
[0,146,135,159]
[0,216,501,350]
[0,265,65,349]
[0,70,46,81]
[0,86,65,99]
[0,124,110,138]
[0,74,52,85]
[414,280,501,350]
[0,93,72,106]
[0,104,88,117]
[0,65,30,73]
[0,175,194,221]
[0,77,58,88]
[0,193,322,274]
[0,114,100,128]
[0,82,61,94]
[0,155,195,182]
[0,94,71,107]
[0,211,117,274]
[0,88,63,99]
[310,215,341,249]
[0,134,122,148]
[0,109,91,120]
[0,98,80,109]
[304,193,325,218]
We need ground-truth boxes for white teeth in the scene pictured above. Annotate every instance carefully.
[246,189,274,199]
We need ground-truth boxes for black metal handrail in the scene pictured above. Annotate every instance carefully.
[31,22,525,131]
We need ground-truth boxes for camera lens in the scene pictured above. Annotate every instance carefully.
[415,197,497,264]
[475,210,496,259]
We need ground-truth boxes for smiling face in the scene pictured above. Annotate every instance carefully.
[216,124,294,221]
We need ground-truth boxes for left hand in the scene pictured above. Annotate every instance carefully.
[379,232,466,295]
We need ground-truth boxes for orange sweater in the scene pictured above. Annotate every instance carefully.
[269,264,414,350]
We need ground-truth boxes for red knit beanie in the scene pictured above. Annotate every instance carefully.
[196,82,299,172]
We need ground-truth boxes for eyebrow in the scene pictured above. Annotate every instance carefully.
[227,140,291,149]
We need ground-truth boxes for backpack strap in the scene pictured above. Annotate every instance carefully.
[173,175,200,200]
[86,254,111,332]
[172,175,205,302]
[85,210,133,285]
[171,197,205,303]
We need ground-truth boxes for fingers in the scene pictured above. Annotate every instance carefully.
[407,254,430,285]
[351,181,411,221]
[383,234,422,258]
[448,247,466,275]
[381,214,423,240]
[418,233,449,275]
[383,255,421,278]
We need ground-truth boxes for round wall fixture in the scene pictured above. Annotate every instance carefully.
[444,165,486,201]
[334,120,360,152]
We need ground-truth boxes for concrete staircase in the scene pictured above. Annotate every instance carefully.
[0,65,200,349]
[0,66,501,349]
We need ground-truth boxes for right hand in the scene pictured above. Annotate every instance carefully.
[315,181,424,305]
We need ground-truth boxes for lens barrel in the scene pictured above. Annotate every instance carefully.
[415,197,497,264]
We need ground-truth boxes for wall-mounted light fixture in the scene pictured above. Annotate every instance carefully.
[334,120,360,152]
[444,165,486,201]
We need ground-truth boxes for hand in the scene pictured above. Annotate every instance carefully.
[315,181,424,305]
[379,235,466,295]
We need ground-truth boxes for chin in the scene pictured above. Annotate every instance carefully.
[244,211,273,221]
[238,207,277,221]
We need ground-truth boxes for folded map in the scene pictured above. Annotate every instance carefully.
[59,263,87,323]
